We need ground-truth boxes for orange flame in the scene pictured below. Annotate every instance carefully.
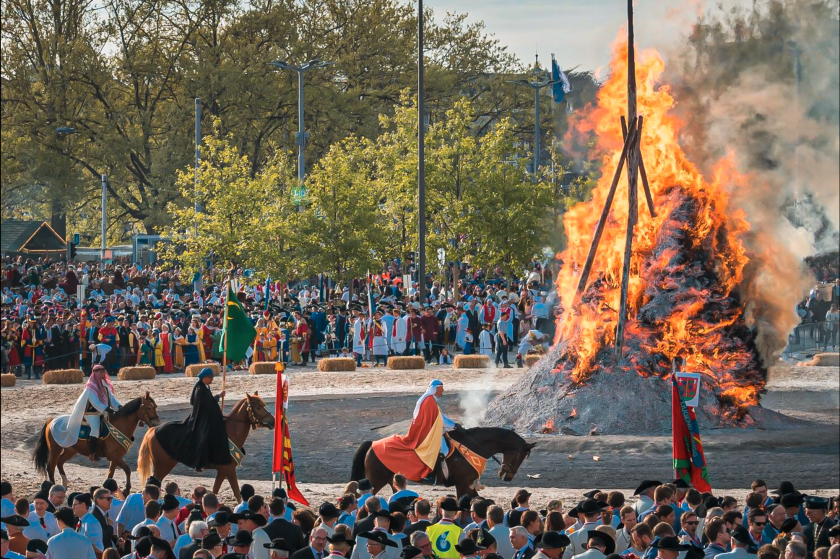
[555,40,761,409]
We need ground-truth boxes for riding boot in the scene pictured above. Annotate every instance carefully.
[88,437,101,461]
[440,455,449,481]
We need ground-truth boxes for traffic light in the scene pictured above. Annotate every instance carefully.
[66,240,77,260]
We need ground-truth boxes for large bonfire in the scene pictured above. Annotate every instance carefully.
[485,41,795,435]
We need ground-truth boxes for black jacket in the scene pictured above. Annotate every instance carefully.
[179,540,201,559]
[292,547,320,559]
[264,517,306,553]
[92,506,116,548]
[405,519,432,537]
[353,514,376,538]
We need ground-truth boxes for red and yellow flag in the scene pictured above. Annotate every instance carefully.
[671,373,712,492]
[272,363,308,505]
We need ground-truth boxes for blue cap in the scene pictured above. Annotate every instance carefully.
[197,367,214,380]
[430,379,443,388]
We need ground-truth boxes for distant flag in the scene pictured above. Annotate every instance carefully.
[264,277,271,311]
[671,372,712,492]
[551,53,572,104]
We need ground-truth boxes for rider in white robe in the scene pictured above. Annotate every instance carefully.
[51,365,121,450]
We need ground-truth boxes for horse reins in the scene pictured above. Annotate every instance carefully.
[454,429,502,466]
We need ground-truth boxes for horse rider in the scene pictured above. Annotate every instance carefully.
[52,364,121,461]
[412,379,462,483]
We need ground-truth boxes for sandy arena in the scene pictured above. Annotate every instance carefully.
[1,362,837,507]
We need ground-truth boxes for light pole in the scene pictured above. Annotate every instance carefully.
[418,0,426,302]
[269,58,335,204]
[508,57,557,175]
[101,174,108,272]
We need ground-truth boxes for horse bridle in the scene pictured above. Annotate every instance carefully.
[139,397,159,426]
[232,398,272,430]
[453,429,503,466]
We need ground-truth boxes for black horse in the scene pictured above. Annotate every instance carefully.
[350,427,536,498]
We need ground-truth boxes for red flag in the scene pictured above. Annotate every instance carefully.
[671,373,712,492]
[272,364,309,505]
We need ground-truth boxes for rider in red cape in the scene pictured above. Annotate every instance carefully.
[155,367,231,471]
[372,379,460,482]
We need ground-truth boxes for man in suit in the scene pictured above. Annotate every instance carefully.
[405,500,433,537]
[509,527,535,559]
[263,499,306,553]
[336,309,348,350]
[177,520,209,559]
[90,488,116,551]
[804,497,836,555]
[292,527,330,559]
[354,499,382,538]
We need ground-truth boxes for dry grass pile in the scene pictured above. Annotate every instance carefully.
[525,355,542,367]
[249,362,278,375]
[808,353,840,367]
[185,363,220,377]
[118,366,156,381]
[453,354,490,369]
[318,358,357,372]
[387,356,426,370]
[42,369,84,384]
[1,374,16,387]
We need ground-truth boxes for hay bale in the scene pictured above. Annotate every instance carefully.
[809,353,839,367]
[185,362,220,377]
[388,356,426,370]
[318,358,357,372]
[1,374,16,387]
[453,354,491,369]
[249,362,278,375]
[118,366,156,381]
[525,354,542,367]
[42,369,85,385]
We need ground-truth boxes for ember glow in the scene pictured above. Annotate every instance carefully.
[554,41,764,411]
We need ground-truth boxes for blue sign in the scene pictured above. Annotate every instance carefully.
[73,233,80,244]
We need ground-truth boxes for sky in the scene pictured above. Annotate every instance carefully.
[424,0,754,74]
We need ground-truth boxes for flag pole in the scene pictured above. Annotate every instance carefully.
[221,279,229,410]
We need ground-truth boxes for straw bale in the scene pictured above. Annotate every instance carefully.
[318,358,357,372]
[1,374,16,387]
[118,366,156,381]
[249,362,278,375]
[42,369,84,385]
[809,353,839,367]
[185,362,221,377]
[525,355,542,367]
[387,356,426,370]
[453,354,491,369]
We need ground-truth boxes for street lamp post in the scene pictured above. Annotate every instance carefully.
[269,58,335,204]
[508,58,557,175]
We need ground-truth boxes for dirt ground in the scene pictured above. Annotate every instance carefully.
[1,361,837,509]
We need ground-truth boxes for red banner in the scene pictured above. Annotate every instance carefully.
[671,373,712,492]
[272,365,308,505]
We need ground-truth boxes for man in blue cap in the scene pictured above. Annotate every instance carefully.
[155,367,230,473]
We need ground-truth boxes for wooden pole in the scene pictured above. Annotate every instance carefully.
[621,116,656,219]
[616,0,639,359]
[575,118,639,295]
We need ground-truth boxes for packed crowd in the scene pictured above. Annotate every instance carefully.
[1,257,558,378]
[2,476,838,559]
[790,281,840,352]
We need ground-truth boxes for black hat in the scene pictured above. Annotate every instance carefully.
[371,510,394,522]
[40,480,53,491]
[319,502,341,519]
[780,493,805,507]
[73,493,93,507]
[804,497,829,510]
[779,518,799,534]
[209,511,231,527]
[440,497,460,512]
[149,535,176,558]
[145,475,162,488]
[671,478,690,489]
[273,487,288,499]
[161,494,181,511]
[402,545,424,559]
[0,481,11,496]
[536,532,571,550]
[226,530,255,546]
[127,526,155,540]
[33,489,50,502]
[264,538,292,551]
[134,536,153,556]
[360,531,398,548]
[586,531,616,555]
[685,547,705,559]
[102,478,119,492]
[827,525,840,538]
[650,536,692,552]
[26,539,49,554]
[455,539,486,555]
[730,526,753,546]
[327,532,355,545]
[0,515,30,527]
[358,479,373,491]
[229,510,267,526]
[634,480,662,496]
[577,499,608,516]
[458,494,473,511]
[472,528,497,549]
[220,554,249,559]
[772,481,796,496]
[188,508,205,523]
[201,532,224,549]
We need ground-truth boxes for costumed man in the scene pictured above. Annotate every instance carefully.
[155,367,229,473]
[353,311,367,366]
[516,330,549,368]
[21,317,45,380]
[371,311,388,367]
[98,316,120,374]
[51,364,121,461]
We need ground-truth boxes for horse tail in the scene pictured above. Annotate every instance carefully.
[32,420,51,478]
[137,427,156,482]
[350,440,372,482]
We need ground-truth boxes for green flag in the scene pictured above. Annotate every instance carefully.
[222,283,257,361]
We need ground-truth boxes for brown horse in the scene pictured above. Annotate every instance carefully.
[126,276,150,289]
[137,393,274,502]
[350,427,536,499]
[32,392,160,493]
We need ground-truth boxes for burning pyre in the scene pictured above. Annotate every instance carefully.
[486,42,797,435]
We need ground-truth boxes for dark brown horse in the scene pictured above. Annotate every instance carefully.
[351,427,535,498]
[32,392,160,493]
[137,393,274,502]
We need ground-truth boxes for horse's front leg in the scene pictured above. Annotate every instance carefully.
[225,467,242,504]
[111,455,132,495]
[212,470,225,497]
